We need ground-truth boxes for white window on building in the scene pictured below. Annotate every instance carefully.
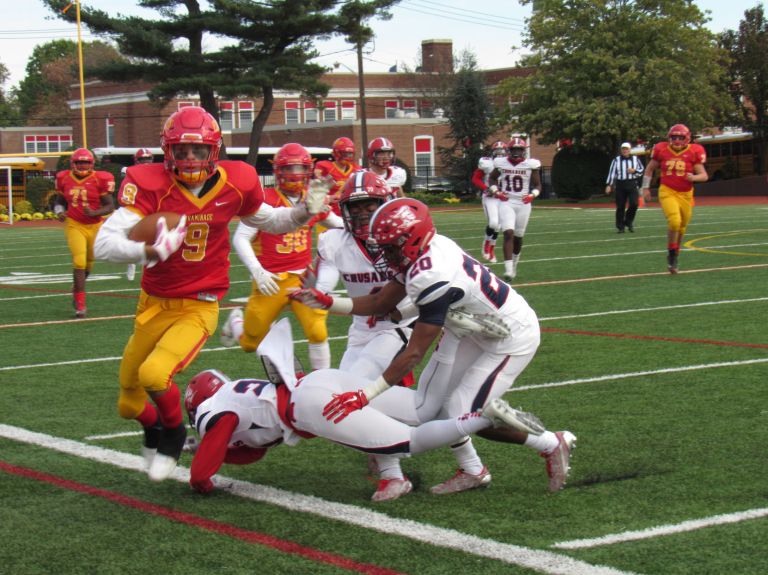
[384,100,399,119]
[421,100,434,118]
[238,101,254,130]
[106,118,115,147]
[402,99,418,117]
[340,100,356,120]
[24,134,73,154]
[219,102,234,131]
[414,136,434,177]
[323,101,338,122]
[304,101,319,123]
[285,101,300,124]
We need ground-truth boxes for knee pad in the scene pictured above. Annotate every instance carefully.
[117,389,146,420]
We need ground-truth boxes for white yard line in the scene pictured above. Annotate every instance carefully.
[552,508,768,550]
[0,423,636,575]
[510,357,768,392]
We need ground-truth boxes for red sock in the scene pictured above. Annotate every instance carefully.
[136,401,159,427]
[153,382,183,428]
[668,243,679,252]
[74,291,86,309]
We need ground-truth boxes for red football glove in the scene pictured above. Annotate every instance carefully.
[323,390,369,424]
[289,287,334,309]
[495,191,509,201]
[523,193,535,204]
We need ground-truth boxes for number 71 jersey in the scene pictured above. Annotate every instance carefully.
[403,234,539,355]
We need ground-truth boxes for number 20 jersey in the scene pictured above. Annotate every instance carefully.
[403,234,540,355]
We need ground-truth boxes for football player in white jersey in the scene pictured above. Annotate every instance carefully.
[290,198,576,494]
[184,318,540,501]
[366,137,407,197]
[314,170,412,380]
[471,140,508,263]
[489,137,542,281]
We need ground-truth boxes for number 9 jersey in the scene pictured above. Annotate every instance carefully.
[402,234,540,356]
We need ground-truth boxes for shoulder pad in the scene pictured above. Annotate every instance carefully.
[218,159,258,185]
[478,157,494,171]
[388,166,407,186]
[527,158,542,170]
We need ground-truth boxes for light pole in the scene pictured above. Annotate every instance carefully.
[334,48,368,167]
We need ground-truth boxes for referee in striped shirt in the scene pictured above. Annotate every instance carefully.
[605,142,644,233]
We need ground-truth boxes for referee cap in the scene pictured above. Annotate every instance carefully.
[621,142,632,149]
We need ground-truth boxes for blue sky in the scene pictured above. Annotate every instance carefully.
[1,0,763,90]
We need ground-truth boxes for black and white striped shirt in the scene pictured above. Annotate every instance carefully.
[606,155,644,184]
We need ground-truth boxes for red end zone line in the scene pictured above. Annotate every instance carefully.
[543,327,768,349]
[0,461,404,575]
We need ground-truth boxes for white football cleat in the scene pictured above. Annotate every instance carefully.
[483,398,545,435]
[126,263,136,281]
[371,477,412,502]
[148,453,179,482]
[430,466,491,495]
[141,446,157,471]
[219,307,243,348]
[542,431,577,492]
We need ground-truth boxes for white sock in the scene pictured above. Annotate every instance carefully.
[231,316,244,341]
[374,454,405,480]
[450,437,484,475]
[524,430,559,453]
[308,341,331,369]
[504,260,515,276]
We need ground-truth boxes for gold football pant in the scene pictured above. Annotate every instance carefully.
[240,273,328,353]
[658,184,694,237]
[117,290,219,420]
[64,218,102,271]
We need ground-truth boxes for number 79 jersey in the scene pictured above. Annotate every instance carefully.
[403,234,540,355]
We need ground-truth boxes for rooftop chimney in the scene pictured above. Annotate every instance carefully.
[421,39,453,74]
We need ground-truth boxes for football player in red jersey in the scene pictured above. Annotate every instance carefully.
[366,137,407,197]
[471,140,508,263]
[221,143,342,370]
[313,137,361,217]
[94,107,330,483]
[53,147,116,318]
[641,124,708,273]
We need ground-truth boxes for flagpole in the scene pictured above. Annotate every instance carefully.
[74,0,87,148]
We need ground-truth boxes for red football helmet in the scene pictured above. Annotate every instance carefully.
[184,369,228,424]
[70,148,95,177]
[491,140,507,158]
[274,143,313,195]
[368,137,395,169]
[668,124,691,150]
[507,137,528,164]
[134,148,154,164]
[161,106,222,186]
[368,198,435,274]
[339,170,396,241]
[332,137,355,164]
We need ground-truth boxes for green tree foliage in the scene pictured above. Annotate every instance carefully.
[438,51,493,195]
[43,0,399,165]
[551,146,611,201]
[720,5,768,173]
[15,39,122,124]
[496,0,734,153]
[0,62,21,126]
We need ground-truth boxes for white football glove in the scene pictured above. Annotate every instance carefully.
[148,215,187,268]
[485,185,499,198]
[305,177,332,215]
[252,266,280,296]
[445,308,512,339]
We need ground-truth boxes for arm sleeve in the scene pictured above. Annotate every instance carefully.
[471,168,487,191]
[189,412,239,493]
[231,221,263,277]
[314,255,341,293]
[606,159,617,184]
[321,211,344,229]
[93,208,147,263]
[241,202,311,233]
